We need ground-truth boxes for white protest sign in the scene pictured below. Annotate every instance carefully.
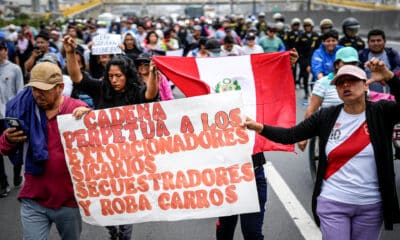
[166,49,184,56]
[57,91,259,226]
[92,34,122,55]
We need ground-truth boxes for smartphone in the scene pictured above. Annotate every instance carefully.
[5,117,23,131]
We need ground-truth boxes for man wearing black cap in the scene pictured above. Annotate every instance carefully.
[205,38,222,57]
[0,40,24,197]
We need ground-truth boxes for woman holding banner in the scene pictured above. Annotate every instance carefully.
[63,35,159,240]
[243,59,400,240]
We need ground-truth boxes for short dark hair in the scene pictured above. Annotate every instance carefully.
[35,31,50,41]
[223,36,235,45]
[198,36,208,47]
[367,29,386,41]
[321,29,339,41]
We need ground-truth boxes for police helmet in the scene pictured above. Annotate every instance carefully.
[342,17,360,35]
[320,18,333,29]
[273,12,284,22]
[303,18,314,27]
[291,18,301,26]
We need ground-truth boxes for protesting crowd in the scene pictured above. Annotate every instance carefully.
[0,10,400,240]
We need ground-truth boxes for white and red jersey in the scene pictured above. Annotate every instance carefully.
[320,109,381,205]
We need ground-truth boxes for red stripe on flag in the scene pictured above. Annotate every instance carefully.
[153,56,210,96]
[251,52,296,153]
[325,121,370,180]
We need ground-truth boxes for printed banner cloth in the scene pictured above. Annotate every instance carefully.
[57,91,259,226]
[153,52,296,154]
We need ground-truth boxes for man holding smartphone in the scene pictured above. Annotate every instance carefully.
[0,62,90,239]
[0,40,24,197]
[24,31,65,76]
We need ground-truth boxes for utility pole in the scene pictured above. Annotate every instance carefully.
[32,0,40,12]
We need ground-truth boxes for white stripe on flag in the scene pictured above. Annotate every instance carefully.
[196,55,257,149]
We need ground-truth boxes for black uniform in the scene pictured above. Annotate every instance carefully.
[295,31,320,96]
[285,29,302,85]
[339,36,365,51]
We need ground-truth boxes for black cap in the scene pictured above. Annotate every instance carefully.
[134,53,152,65]
[0,40,7,49]
[136,53,151,62]
[205,39,221,53]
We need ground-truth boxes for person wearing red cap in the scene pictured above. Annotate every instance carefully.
[243,60,400,240]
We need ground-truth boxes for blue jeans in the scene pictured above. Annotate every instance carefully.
[216,166,267,240]
[20,198,82,240]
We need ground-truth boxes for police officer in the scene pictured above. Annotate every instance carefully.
[285,18,302,51]
[295,18,320,93]
[285,18,302,86]
[256,12,268,37]
[339,17,365,51]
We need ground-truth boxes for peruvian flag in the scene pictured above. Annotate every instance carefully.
[153,52,296,153]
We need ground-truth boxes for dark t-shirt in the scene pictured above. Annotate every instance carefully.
[124,48,143,62]
[77,72,150,109]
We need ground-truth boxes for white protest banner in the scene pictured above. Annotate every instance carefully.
[166,49,184,56]
[57,91,259,226]
[92,34,122,55]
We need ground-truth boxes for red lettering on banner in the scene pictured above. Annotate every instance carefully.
[241,162,255,182]
[156,120,170,137]
[79,200,91,216]
[229,108,242,127]
[225,185,238,203]
[215,111,229,129]
[136,103,151,121]
[152,102,167,120]
[158,187,236,210]
[100,195,151,215]
[63,131,75,149]
[180,116,194,133]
